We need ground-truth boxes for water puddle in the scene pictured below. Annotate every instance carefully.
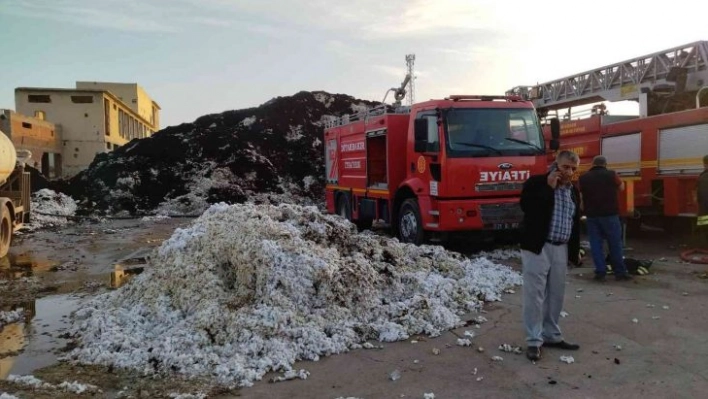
[0,294,78,379]
[0,253,149,379]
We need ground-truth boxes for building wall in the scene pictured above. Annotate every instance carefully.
[15,84,160,178]
[76,81,160,130]
[103,94,154,151]
[15,90,105,177]
[0,109,62,178]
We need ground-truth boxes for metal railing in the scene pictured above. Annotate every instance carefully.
[324,104,411,129]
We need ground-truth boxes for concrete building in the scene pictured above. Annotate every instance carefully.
[0,109,62,178]
[15,82,161,178]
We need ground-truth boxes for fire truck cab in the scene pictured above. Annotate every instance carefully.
[324,90,557,245]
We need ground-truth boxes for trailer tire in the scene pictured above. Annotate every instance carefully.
[398,198,425,245]
[0,205,11,258]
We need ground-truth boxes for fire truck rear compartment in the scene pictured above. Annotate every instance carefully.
[366,132,387,188]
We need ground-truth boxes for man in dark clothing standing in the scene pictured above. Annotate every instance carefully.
[520,150,581,362]
[697,155,708,216]
[578,155,631,282]
[696,155,708,245]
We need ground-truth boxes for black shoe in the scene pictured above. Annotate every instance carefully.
[542,340,580,350]
[593,274,606,282]
[615,274,633,281]
[526,346,541,361]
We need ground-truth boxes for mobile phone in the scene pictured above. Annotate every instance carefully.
[550,162,559,173]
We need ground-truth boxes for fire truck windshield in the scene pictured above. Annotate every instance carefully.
[444,108,544,157]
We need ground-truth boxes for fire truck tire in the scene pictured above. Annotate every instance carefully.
[0,205,11,258]
[398,198,425,245]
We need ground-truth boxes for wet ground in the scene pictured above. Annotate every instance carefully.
[0,217,198,397]
[1,218,707,398]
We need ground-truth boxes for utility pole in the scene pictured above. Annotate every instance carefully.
[405,54,416,106]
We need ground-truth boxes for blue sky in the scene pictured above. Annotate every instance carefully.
[1,0,707,128]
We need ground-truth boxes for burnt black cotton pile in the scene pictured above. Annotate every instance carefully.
[53,91,376,215]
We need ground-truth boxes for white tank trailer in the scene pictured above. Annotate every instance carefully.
[0,130,31,258]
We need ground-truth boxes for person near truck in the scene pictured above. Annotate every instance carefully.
[578,155,631,282]
[696,155,708,245]
[519,150,582,362]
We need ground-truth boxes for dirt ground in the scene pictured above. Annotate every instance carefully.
[2,218,708,398]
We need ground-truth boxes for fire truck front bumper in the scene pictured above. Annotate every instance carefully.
[424,198,523,231]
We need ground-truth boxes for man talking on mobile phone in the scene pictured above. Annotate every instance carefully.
[519,150,581,362]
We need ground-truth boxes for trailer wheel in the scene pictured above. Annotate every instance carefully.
[0,205,11,258]
[398,198,424,245]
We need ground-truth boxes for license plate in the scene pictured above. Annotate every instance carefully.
[493,223,519,230]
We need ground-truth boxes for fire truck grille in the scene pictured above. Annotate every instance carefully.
[478,203,524,225]
[475,182,524,192]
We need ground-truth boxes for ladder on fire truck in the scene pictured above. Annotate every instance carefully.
[506,41,708,117]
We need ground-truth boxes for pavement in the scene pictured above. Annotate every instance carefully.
[234,240,708,399]
[3,219,708,399]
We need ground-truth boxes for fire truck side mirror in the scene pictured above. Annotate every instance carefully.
[414,119,429,153]
[550,118,560,139]
[549,118,561,151]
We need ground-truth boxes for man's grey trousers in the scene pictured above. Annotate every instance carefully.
[522,243,568,347]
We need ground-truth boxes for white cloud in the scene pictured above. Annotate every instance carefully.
[373,65,407,78]
[3,0,707,127]
[0,0,234,32]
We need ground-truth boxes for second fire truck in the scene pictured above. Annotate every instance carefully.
[508,40,708,230]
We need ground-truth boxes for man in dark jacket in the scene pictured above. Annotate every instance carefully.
[697,155,708,216]
[578,155,631,281]
[520,150,581,362]
[696,155,708,245]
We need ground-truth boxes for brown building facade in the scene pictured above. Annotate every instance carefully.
[0,109,62,178]
[14,82,161,178]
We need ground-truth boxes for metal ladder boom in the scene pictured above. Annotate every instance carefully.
[507,41,708,114]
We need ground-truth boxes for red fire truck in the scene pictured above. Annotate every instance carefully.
[324,77,558,245]
[508,40,708,230]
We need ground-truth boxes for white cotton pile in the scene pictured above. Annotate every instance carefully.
[0,309,24,327]
[66,203,521,387]
[6,375,100,394]
[476,248,522,261]
[27,189,78,229]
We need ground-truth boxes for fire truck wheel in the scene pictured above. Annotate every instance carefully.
[398,198,424,245]
[0,205,11,258]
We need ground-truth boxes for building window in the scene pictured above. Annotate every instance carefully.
[106,142,111,150]
[124,113,129,138]
[118,110,124,137]
[34,110,45,120]
[71,95,94,103]
[28,95,51,103]
[22,122,32,129]
[104,98,110,136]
